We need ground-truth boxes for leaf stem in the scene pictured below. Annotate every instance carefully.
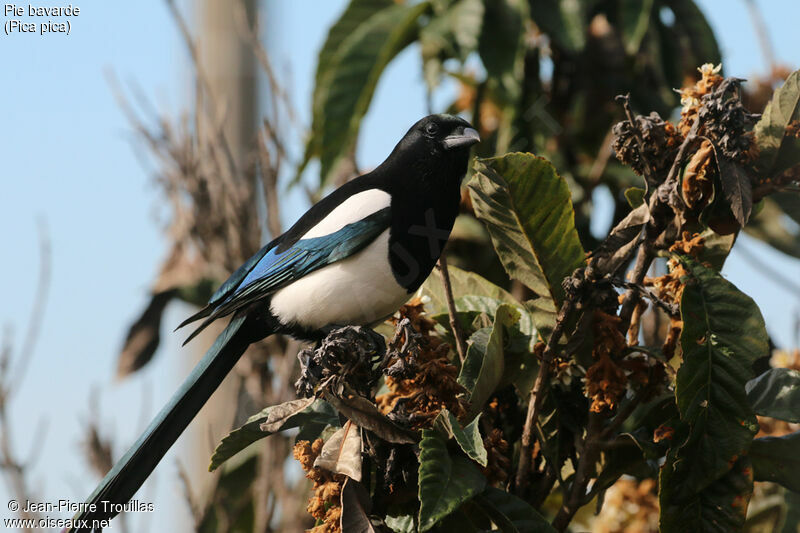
[437,253,468,364]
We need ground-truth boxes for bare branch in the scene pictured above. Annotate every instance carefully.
[437,253,468,364]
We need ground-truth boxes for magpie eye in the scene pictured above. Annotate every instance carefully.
[424,122,439,136]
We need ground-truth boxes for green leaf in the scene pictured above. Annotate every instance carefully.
[209,398,336,471]
[473,486,556,533]
[773,190,800,227]
[754,69,800,177]
[436,410,488,466]
[624,186,646,208]
[666,0,721,66]
[385,502,419,533]
[429,295,539,395]
[458,304,520,420]
[419,264,518,316]
[660,453,753,532]
[478,0,527,102]
[420,0,484,89]
[696,227,736,271]
[746,368,800,423]
[300,0,391,181]
[430,295,534,340]
[659,257,768,530]
[523,297,558,342]
[385,513,415,533]
[469,154,586,308]
[672,257,766,489]
[750,432,800,492]
[620,0,654,55]
[782,490,800,533]
[528,0,586,53]
[432,506,485,531]
[301,0,429,187]
[418,430,487,531]
[198,453,259,532]
[744,197,800,259]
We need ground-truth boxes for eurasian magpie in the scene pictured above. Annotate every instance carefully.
[69,114,479,530]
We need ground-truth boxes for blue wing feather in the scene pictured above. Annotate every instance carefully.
[230,206,391,301]
[179,206,391,343]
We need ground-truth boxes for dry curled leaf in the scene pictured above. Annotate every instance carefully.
[682,140,715,209]
[325,389,417,444]
[314,421,363,481]
[340,477,375,533]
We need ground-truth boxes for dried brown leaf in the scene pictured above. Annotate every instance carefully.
[314,421,363,481]
[340,477,375,533]
[325,390,417,444]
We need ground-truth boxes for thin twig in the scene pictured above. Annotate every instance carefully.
[616,94,658,189]
[0,223,51,532]
[233,0,299,127]
[617,242,654,329]
[587,128,615,183]
[11,220,51,389]
[257,130,283,239]
[176,461,203,528]
[514,294,579,494]
[437,254,467,363]
[607,277,679,316]
[619,115,701,330]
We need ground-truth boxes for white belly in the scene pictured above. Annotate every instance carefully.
[269,230,410,330]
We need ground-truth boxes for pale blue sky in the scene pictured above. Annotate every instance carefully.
[1,1,799,530]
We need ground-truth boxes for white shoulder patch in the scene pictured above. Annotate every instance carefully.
[302,189,392,239]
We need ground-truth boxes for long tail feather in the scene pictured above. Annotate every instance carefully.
[174,304,214,331]
[68,313,268,532]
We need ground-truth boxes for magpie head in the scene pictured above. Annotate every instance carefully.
[380,114,479,187]
[412,114,480,154]
[390,114,479,159]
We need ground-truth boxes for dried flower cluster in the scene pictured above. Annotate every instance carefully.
[679,64,724,131]
[679,64,757,164]
[482,427,512,486]
[642,232,707,359]
[376,298,468,428]
[648,273,683,361]
[293,439,345,533]
[612,111,682,177]
[295,326,386,398]
[585,311,628,412]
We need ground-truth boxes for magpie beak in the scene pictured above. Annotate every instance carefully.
[443,127,481,149]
